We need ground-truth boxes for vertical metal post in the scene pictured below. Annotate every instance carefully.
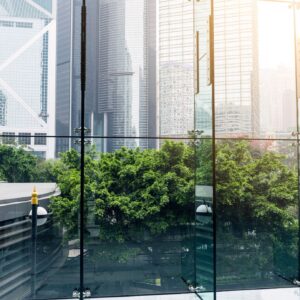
[31,187,38,299]
[80,0,87,299]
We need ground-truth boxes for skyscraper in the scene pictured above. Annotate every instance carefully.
[55,0,81,155]
[159,0,194,138]
[97,0,156,151]
[0,0,56,159]
[260,67,296,135]
[214,0,260,137]
[159,0,260,138]
[56,0,156,153]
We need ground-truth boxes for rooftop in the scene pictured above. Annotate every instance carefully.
[0,183,59,204]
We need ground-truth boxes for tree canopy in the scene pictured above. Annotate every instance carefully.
[0,144,55,182]
[50,141,195,241]
[1,139,298,281]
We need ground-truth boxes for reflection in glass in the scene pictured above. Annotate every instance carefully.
[216,139,298,290]
[0,138,80,300]
[296,1,300,102]
[159,0,194,138]
[194,0,215,298]
[56,0,157,148]
[195,139,214,294]
[258,1,297,138]
[50,138,197,297]
[84,138,195,297]
[214,0,298,139]
[214,0,260,138]
[1,0,300,299]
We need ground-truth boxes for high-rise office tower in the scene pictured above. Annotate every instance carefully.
[159,0,194,138]
[257,1,298,137]
[214,0,260,137]
[56,0,156,154]
[260,67,296,135]
[55,0,81,155]
[159,0,260,138]
[0,0,56,159]
[97,0,156,151]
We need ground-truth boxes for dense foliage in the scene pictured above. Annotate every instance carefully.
[0,144,56,182]
[50,141,195,240]
[214,141,298,281]
[1,140,298,283]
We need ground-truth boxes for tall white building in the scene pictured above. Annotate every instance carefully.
[0,0,56,159]
[260,67,296,136]
[159,0,194,138]
[159,0,260,138]
[214,0,260,137]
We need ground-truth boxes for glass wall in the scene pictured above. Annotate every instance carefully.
[0,0,207,299]
[1,0,300,299]
[81,138,197,298]
[0,137,81,300]
[194,0,215,300]
[213,0,300,293]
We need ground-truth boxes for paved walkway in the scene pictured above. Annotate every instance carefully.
[62,288,300,300]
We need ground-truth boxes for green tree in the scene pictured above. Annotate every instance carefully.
[0,144,40,182]
[216,140,297,234]
[0,144,60,183]
[0,140,298,280]
[50,141,195,241]
[215,140,298,283]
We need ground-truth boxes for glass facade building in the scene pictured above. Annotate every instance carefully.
[0,0,56,159]
[0,1,300,300]
[159,0,194,138]
[56,0,156,154]
[55,0,81,154]
[214,0,260,137]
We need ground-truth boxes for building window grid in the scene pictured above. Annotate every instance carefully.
[34,133,47,145]
[2,132,15,144]
[18,133,31,145]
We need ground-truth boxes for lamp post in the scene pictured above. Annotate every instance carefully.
[29,187,48,299]
[30,186,38,299]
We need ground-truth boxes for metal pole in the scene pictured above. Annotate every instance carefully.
[31,187,38,299]
[80,0,87,299]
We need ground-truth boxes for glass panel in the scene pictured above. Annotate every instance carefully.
[194,0,215,299]
[84,0,159,140]
[0,136,80,299]
[214,0,297,140]
[295,0,300,286]
[213,0,300,293]
[258,0,297,139]
[216,138,298,290]
[158,0,194,139]
[295,1,300,101]
[217,288,300,300]
[297,1,300,105]
[82,137,196,298]
[56,0,82,146]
